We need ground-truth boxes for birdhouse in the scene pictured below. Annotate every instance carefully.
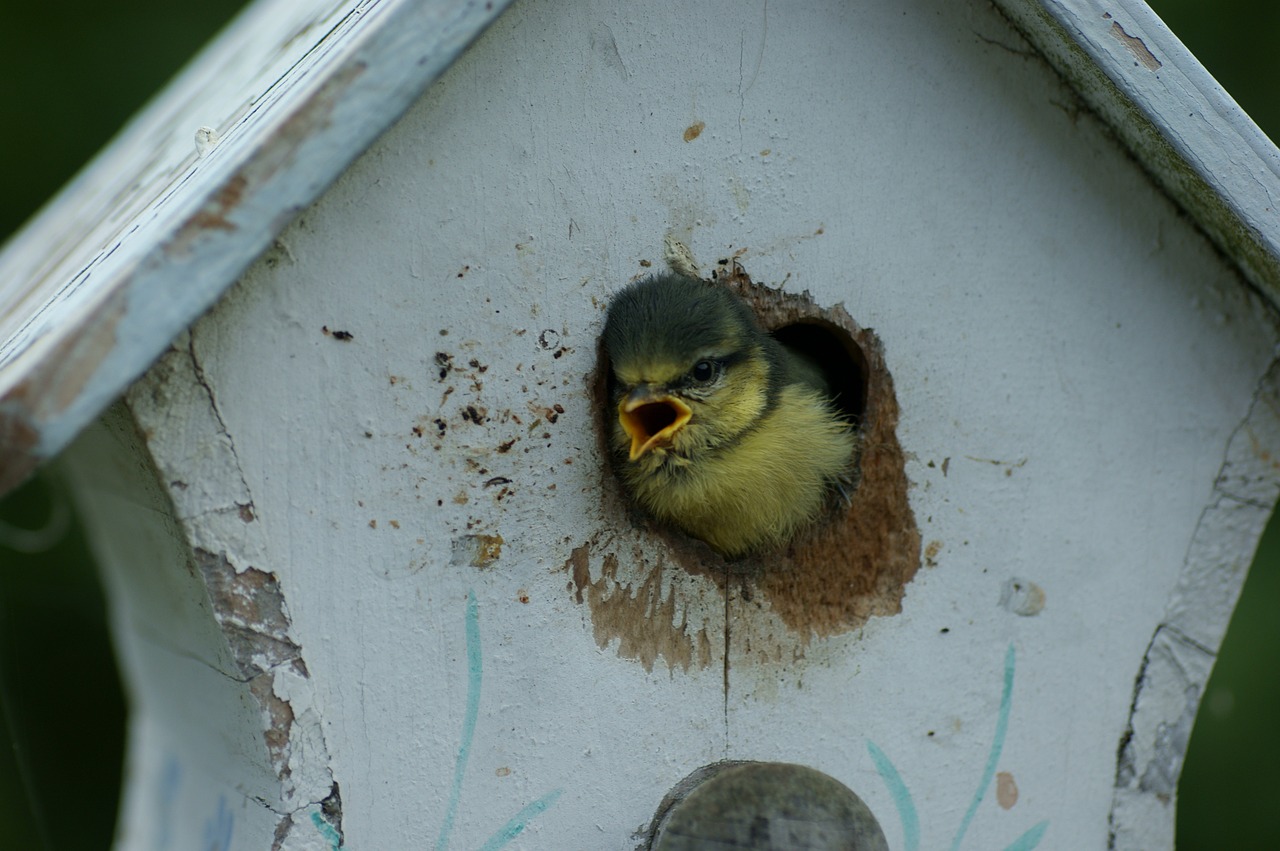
[3,1,1279,848]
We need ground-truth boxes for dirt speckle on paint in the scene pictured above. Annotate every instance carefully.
[925,540,942,567]
[683,121,706,142]
[452,533,503,568]
[435,352,453,381]
[569,544,591,604]
[1000,578,1046,616]
[996,771,1018,809]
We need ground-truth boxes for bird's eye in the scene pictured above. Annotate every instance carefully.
[691,360,717,383]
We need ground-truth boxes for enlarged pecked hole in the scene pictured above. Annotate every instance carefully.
[591,263,920,640]
[719,267,919,636]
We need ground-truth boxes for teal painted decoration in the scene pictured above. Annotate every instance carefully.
[869,645,1049,851]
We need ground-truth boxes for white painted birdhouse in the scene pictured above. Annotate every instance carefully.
[2,1,1279,848]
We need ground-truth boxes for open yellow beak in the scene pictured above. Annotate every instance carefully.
[618,391,692,461]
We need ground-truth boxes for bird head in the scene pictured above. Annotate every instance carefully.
[602,273,781,469]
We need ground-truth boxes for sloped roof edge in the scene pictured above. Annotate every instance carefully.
[0,0,513,494]
[994,0,1280,300]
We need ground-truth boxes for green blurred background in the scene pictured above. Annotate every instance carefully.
[0,1,1275,847]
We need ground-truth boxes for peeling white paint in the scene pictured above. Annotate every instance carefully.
[1111,361,1280,845]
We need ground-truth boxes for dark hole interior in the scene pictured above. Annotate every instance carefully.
[770,320,868,426]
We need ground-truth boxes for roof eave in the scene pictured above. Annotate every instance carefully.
[993,0,1280,302]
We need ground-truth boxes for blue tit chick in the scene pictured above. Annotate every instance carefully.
[602,272,857,558]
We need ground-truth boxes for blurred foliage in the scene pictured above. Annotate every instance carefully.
[0,0,1277,848]
[0,473,125,849]
[1177,519,1280,849]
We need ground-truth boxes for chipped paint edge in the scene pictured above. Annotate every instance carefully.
[123,328,341,846]
[992,0,1280,303]
[1107,357,1280,846]
[0,0,515,497]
